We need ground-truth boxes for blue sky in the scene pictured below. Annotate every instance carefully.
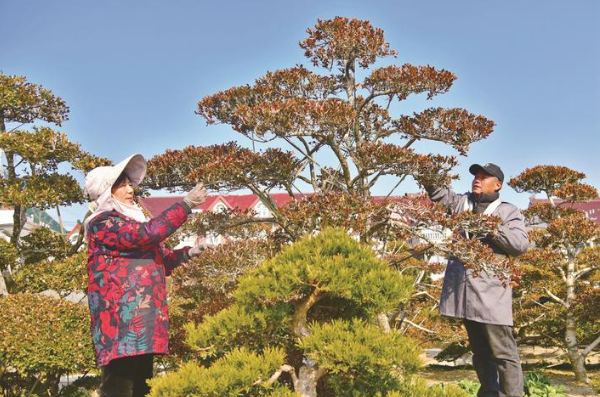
[1,0,599,229]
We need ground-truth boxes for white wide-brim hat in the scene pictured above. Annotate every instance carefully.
[84,154,147,201]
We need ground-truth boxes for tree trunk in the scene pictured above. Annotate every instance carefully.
[294,364,325,397]
[1,117,26,249]
[377,312,391,333]
[0,117,10,296]
[292,289,323,338]
[0,271,8,296]
[46,372,62,396]
[565,314,588,383]
[564,260,589,383]
[56,206,66,235]
[10,204,24,248]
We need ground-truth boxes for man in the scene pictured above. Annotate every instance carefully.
[425,163,529,397]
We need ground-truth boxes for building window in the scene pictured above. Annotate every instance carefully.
[213,203,227,213]
[254,203,270,218]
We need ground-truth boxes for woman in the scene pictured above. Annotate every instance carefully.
[84,154,206,397]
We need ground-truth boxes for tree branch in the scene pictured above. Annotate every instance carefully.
[411,290,437,301]
[403,137,417,149]
[215,217,277,234]
[582,334,600,357]
[357,90,398,116]
[366,169,385,190]
[292,288,324,338]
[69,210,92,255]
[574,267,594,280]
[7,123,26,133]
[256,364,297,387]
[543,288,568,308]
[553,263,567,282]
[298,136,319,191]
[403,319,435,334]
[383,175,407,199]
[297,175,314,186]
[327,140,353,190]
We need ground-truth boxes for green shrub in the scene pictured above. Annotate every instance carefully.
[148,347,292,397]
[0,239,19,291]
[0,293,95,396]
[451,373,569,397]
[591,375,600,394]
[523,372,566,397]
[301,319,421,396]
[19,226,71,265]
[0,239,19,269]
[456,379,479,396]
[12,250,87,298]
[58,375,101,397]
[387,378,470,397]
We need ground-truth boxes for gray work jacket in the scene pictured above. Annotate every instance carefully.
[427,187,529,326]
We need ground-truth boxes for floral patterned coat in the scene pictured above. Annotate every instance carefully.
[86,202,191,367]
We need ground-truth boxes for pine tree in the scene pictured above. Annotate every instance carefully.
[150,228,469,397]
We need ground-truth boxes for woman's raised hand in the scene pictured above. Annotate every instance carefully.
[188,242,209,258]
[183,182,208,208]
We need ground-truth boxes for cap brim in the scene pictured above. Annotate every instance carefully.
[469,164,485,176]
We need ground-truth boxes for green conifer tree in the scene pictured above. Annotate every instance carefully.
[150,229,467,397]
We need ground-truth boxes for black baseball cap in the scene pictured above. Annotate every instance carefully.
[469,163,504,183]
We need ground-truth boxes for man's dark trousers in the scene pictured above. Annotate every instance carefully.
[464,320,523,397]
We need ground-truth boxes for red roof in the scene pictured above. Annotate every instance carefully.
[221,194,259,210]
[529,197,600,224]
[138,193,425,218]
[138,194,306,218]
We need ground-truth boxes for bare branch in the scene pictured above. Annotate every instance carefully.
[403,319,435,334]
[215,217,277,234]
[257,364,297,387]
[298,136,319,191]
[574,267,594,280]
[544,288,568,308]
[327,140,353,189]
[411,290,437,301]
[366,170,385,190]
[7,123,26,133]
[403,137,417,149]
[383,175,407,200]
[553,263,567,282]
[582,335,600,357]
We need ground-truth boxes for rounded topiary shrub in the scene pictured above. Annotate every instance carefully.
[0,293,95,396]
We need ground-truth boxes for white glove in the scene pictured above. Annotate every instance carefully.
[188,243,209,259]
[183,182,208,208]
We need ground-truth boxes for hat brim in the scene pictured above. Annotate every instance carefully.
[119,154,147,187]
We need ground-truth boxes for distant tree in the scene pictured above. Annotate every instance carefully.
[0,73,108,395]
[509,165,599,383]
[0,72,109,295]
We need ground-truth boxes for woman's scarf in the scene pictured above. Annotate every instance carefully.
[84,188,147,233]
